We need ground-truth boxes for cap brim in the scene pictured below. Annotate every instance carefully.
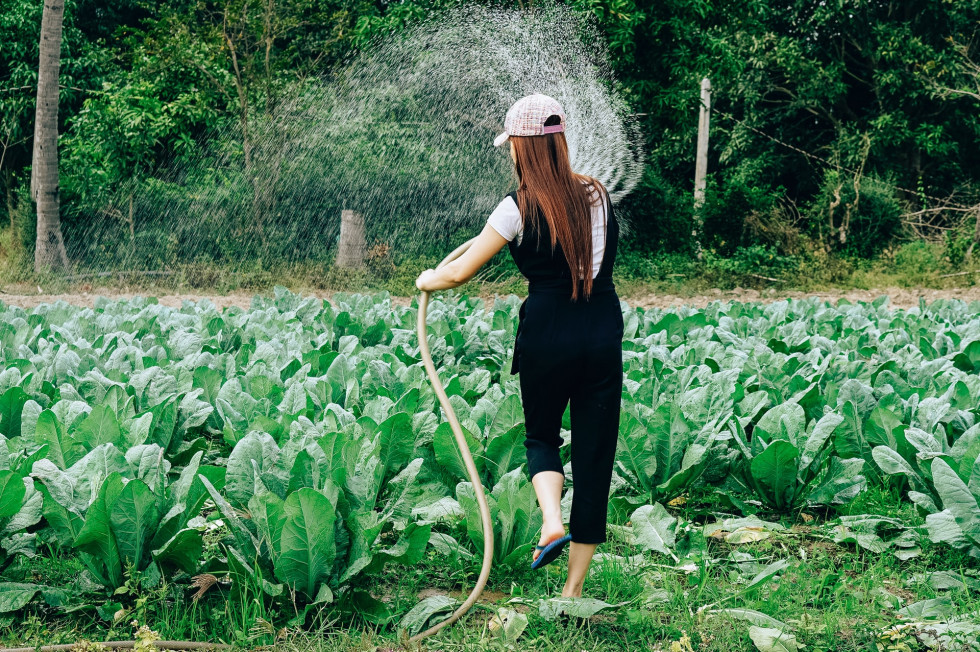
[493,132,509,147]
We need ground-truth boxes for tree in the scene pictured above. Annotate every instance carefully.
[31,0,69,272]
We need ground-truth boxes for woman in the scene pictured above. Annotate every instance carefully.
[415,93,622,599]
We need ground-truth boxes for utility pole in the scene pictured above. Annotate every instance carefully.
[693,77,711,258]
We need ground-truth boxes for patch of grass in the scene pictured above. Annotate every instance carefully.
[7,221,980,301]
[4,520,979,652]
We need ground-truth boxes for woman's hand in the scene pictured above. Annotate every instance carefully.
[415,269,438,292]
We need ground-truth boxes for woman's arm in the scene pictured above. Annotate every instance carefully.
[415,224,509,291]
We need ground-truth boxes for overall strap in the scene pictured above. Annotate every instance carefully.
[595,186,618,280]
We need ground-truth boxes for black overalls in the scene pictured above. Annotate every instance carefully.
[507,189,623,545]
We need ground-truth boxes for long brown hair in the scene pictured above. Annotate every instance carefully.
[511,119,607,300]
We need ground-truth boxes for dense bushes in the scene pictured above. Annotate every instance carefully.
[1,0,978,275]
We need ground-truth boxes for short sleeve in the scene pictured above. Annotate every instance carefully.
[486,195,522,242]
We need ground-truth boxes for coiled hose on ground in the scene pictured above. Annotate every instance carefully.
[410,237,494,643]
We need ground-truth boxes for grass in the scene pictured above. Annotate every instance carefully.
[3,487,978,651]
[3,229,980,302]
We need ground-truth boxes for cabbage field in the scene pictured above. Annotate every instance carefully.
[1,290,979,651]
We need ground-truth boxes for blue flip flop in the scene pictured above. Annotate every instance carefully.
[531,534,572,570]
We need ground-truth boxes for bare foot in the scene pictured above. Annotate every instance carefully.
[532,518,567,562]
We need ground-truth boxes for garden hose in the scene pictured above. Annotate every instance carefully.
[411,237,494,643]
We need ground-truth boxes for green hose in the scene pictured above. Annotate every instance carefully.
[411,238,495,643]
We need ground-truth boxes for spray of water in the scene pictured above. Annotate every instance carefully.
[67,4,644,279]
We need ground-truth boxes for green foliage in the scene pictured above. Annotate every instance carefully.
[3,289,980,638]
[806,173,904,259]
[702,245,802,284]
[3,0,979,269]
[727,405,866,512]
[457,468,542,568]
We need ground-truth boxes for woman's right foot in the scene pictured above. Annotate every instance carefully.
[532,518,567,562]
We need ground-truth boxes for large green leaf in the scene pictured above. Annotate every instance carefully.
[655,442,711,501]
[342,434,384,510]
[650,402,691,487]
[0,582,39,613]
[755,402,805,447]
[485,424,525,485]
[250,492,286,556]
[381,458,423,525]
[152,528,203,573]
[491,468,540,564]
[799,412,843,474]
[109,478,160,571]
[0,470,25,519]
[4,477,41,534]
[872,445,926,492]
[75,406,124,451]
[376,412,414,476]
[488,394,523,440]
[366,522,432,573]
[808,457,866,506]
[433,422,485,482]
[749,626,799,652]
[33,410,84,470]
[0,388,29,439]
[73,473,126,588]
[615,412,656,494]
[833,400,868,461]
[275,487,338,599]
[198,474,259,558]
[750,440,799,510]
[931,457,980,548]
[226,431,282,507]
[38,484,83,547]
[629,503,678,560]
[399,595,458,637]
[31,443,129,515]
[456,479,490,547]
[866,406,907,453]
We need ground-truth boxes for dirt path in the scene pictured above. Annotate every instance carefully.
[3,285,980,311]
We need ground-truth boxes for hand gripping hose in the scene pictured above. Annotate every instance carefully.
[411,238,494,643]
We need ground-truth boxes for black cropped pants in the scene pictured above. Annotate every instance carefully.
[514,289,623,545]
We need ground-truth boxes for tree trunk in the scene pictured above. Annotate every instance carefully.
[336,210,366,268]
[31,0,69,273]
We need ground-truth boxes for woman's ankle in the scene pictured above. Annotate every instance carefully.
[561,584,583,598]
[541,511,564,527]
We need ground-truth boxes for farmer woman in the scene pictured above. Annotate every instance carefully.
[415,94,623,599]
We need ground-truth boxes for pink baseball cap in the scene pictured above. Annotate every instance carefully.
[493,94,566,147]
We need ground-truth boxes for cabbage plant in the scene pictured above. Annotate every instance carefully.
[727,402,865,512]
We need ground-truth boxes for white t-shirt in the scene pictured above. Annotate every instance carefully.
[486,188,609,279]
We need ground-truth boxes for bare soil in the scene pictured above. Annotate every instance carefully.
[2,285,980,310]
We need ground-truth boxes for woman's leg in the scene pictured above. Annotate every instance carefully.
[518,321,572,562]
[531,470,566,562]
[564,543,598,597]
[565,304,623,594]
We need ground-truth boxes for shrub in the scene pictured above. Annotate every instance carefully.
[807,172,903,259]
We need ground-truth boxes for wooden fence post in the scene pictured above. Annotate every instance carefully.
[336,209,366,268]
[693,77,711,258]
